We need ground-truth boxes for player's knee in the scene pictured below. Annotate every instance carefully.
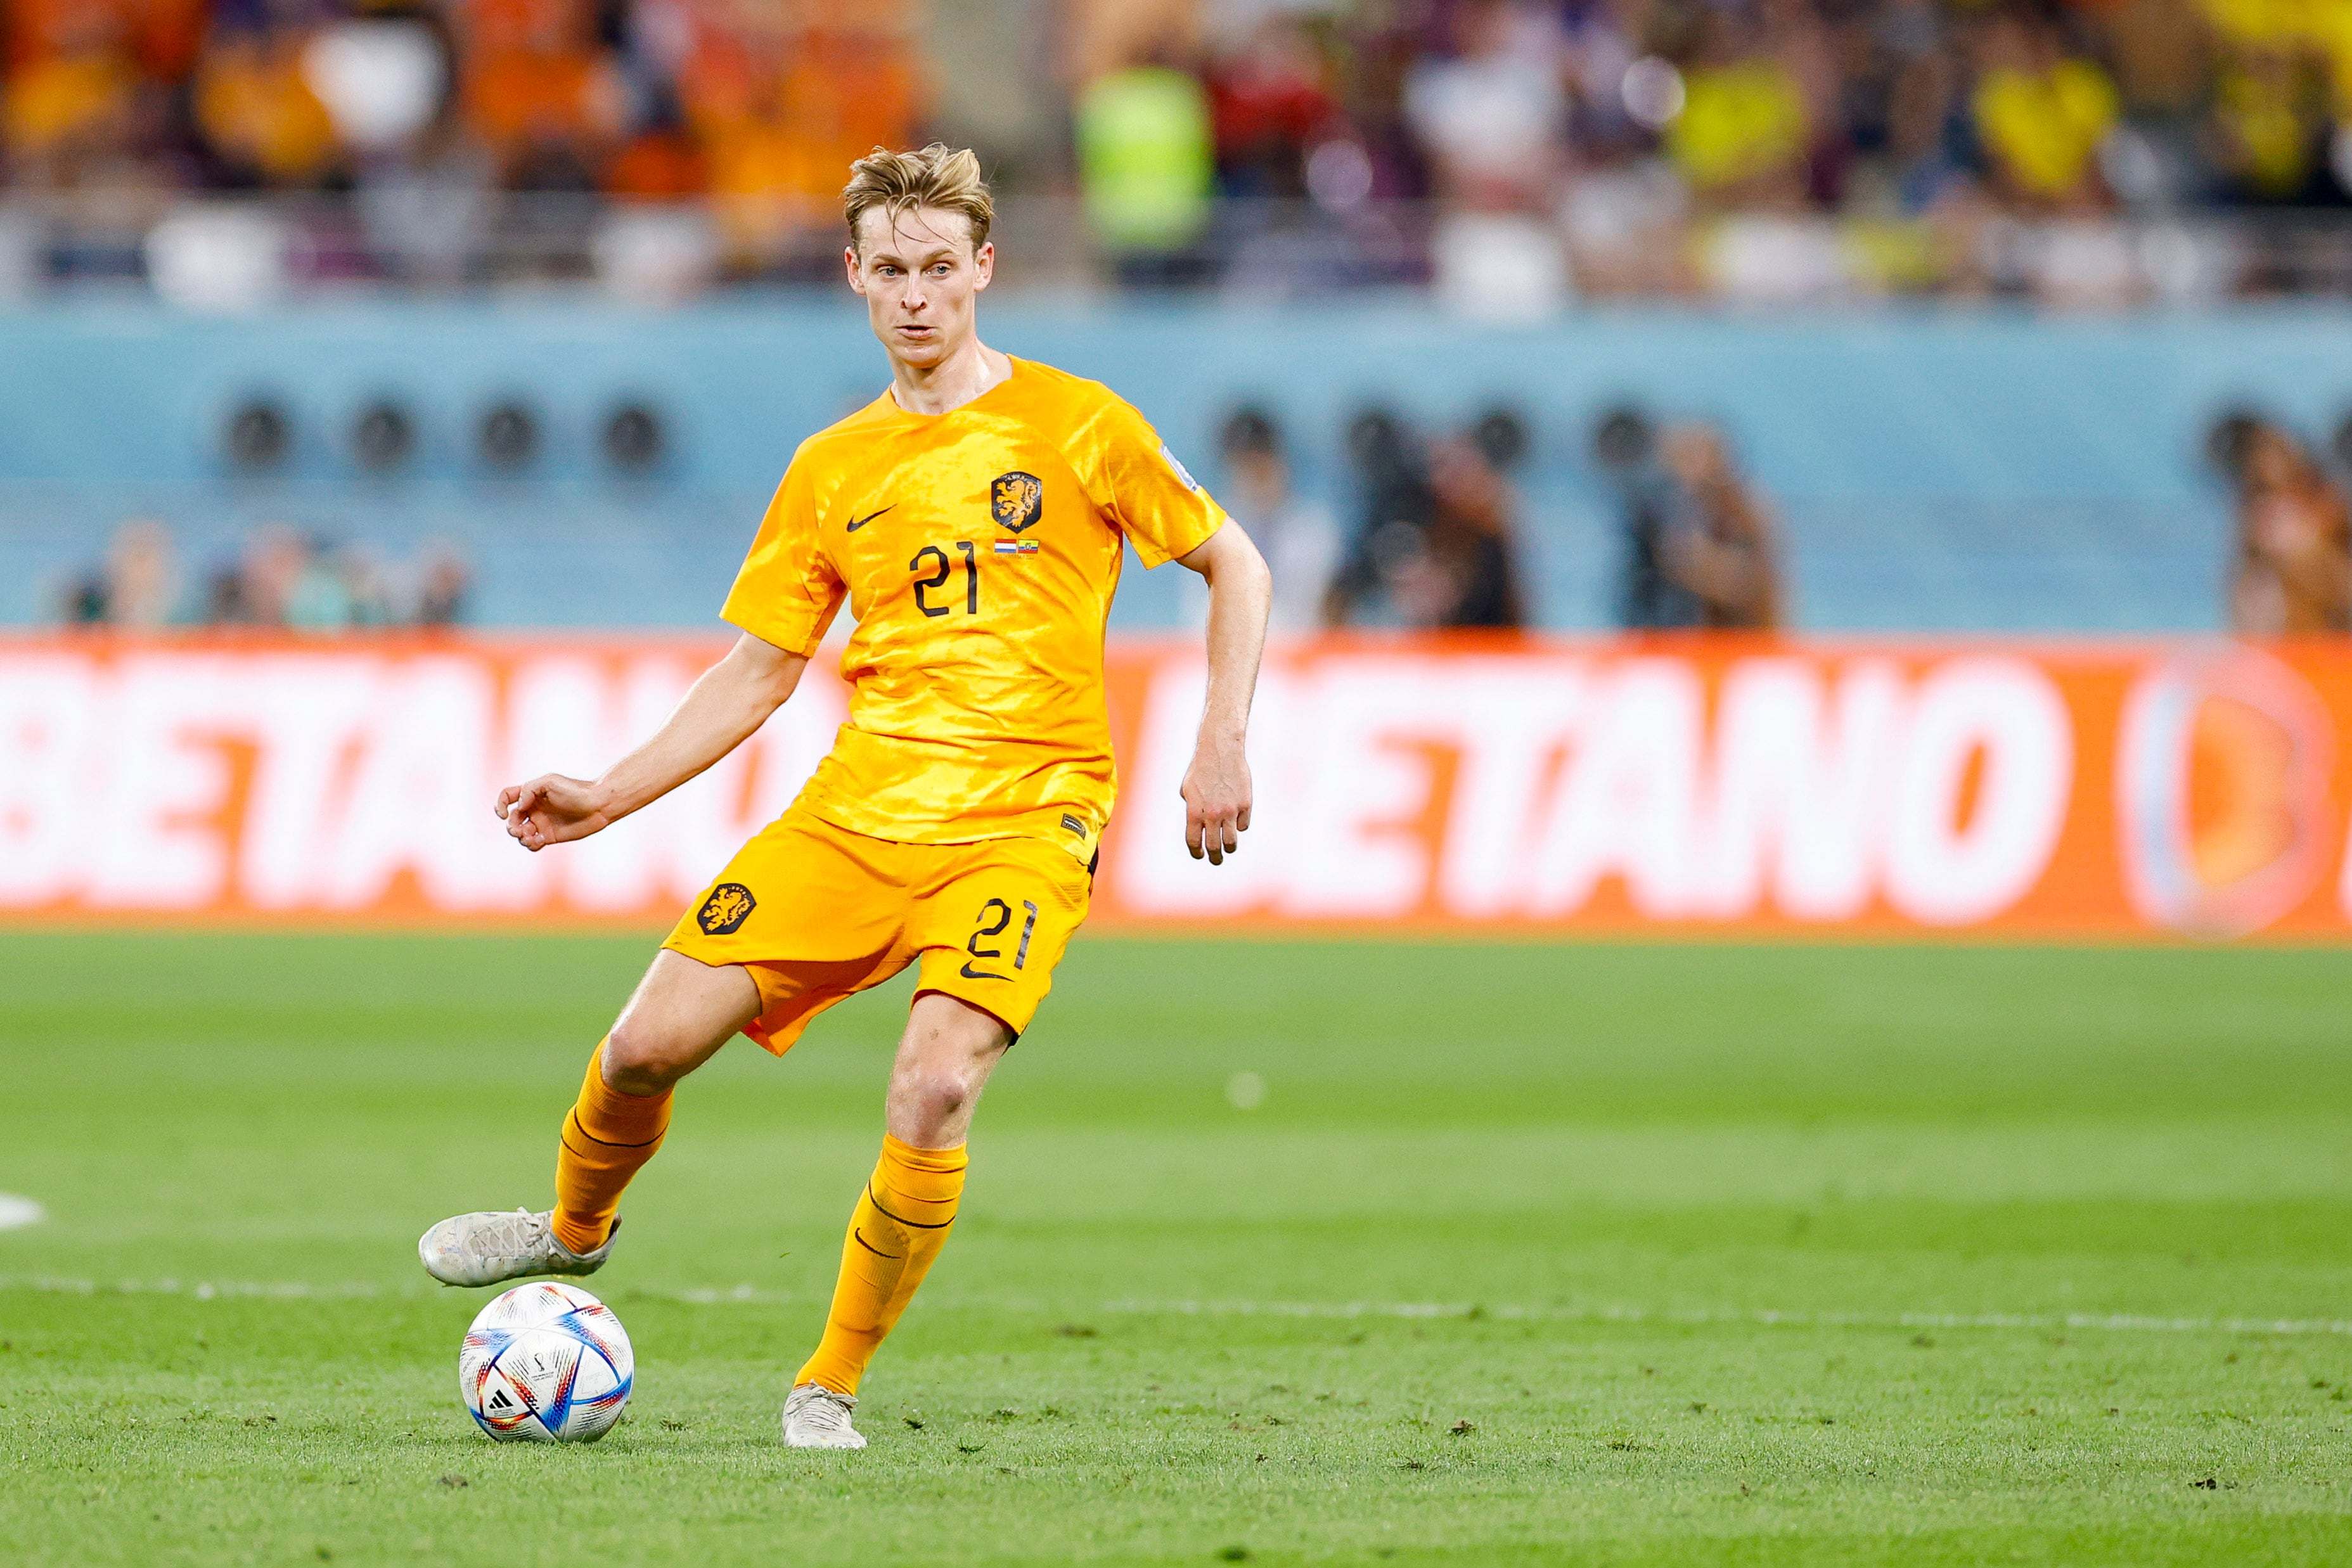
[601,1022,691,1095]
[889,1060,980,1134]
[903,1066,970,1119]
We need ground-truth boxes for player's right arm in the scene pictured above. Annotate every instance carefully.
[499,451,845,852]
[497,633,808,851]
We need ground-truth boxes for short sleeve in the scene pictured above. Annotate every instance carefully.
[720,454,846,656]
[1094,398,1228,569]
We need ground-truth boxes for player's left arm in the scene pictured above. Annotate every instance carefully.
[1173,522,1272,865]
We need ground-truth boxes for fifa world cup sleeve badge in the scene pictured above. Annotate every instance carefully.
[696,883,756,935]
[1158,442,1202,492]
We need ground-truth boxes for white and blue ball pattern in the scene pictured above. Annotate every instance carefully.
[459,1282,633,1443]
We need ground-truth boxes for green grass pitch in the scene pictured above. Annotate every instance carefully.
[3,930,2351,1566]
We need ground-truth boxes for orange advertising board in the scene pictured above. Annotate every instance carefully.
[3,634,2348,940]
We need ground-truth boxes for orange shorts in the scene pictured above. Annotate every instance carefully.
[661,807,1094,1053]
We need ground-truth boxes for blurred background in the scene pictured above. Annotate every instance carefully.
[3,0,2351,943]
[0,0,2349,639]
[19,0,2352,307]
[10,15,2352,1552]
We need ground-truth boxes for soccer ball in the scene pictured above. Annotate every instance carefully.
[458,1281,634,1443]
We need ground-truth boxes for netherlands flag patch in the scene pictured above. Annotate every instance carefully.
[994,540,1041,555]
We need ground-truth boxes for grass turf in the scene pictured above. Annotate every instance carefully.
[1,931,2350,1565]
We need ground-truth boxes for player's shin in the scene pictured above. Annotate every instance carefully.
[796,1136,968,1395]
[551,1039,672,1256]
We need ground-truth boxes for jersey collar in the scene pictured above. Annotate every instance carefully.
[879,355,1024,424]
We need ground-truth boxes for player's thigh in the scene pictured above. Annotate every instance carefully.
[884,991,1017,1145]
[907,839,1094,1040]
[891,989,1017,1086]
[663,809,915,1056]
[604,949,764,1091]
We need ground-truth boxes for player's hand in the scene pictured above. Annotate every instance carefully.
[1181,735,1252,866]
[494,774,613,852]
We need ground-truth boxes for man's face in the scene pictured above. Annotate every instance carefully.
[1227,447,1287,514]
[2246,429,2299,492]
[1662,425,1727,489]
[845,207,994,369]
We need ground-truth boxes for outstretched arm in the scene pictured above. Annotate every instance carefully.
[1174,522,1273,864]
[497,632,809,851]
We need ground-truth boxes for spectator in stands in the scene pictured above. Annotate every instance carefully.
[193,13,340,189]
[1403,0,1567,214]
[340,543,395,627]
[1968,7,2119,212]
[1877,3,1967,213]
[601,0,704,206]
[2226,421,2351,634]
[205,522,299,626]
[414,540,472,626]
[200,562,254,624]
[196,524,473,631]
[1077,55,1218,276]
[1657,423,1783,629]
[1764,0,1845,200]
[284,533,357,630]
[1329,413,1526,632]
[1600,406,1702,631]
[59,515,178,627]
[670,4,806,262]
[768,20,925,213]
[1325,407,1432,627]
[108,515,178,626]
[454,0,625,193]
[1419,425,1527,629]
[674,2,925,271]
[2197,0,2348,211]
[1208,407,1338,634]
[1206,18,1334,200]
[1668,4,1815,210]
[2207,46,2328,204]
[2,0,150,188]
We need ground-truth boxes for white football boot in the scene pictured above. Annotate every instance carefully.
[417,1207,618,1288]
[783,1384,866,1449]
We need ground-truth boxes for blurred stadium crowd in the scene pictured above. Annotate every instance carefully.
[58,517,470,628]
[8,0,2352,306]
[53,396,2352,634]
[46,397,1782,633]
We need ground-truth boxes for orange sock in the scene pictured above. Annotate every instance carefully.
[551,1040,671,1256]
[795,1135,968,1396]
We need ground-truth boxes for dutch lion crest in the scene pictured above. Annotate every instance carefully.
[696,882,756,936]
[989,470,1043,533]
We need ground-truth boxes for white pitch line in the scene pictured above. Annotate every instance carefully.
[0,1195,43,1231]
[1089,1297,2352,1340]
[2,1274,2349,1340]
[0,1276,394,1299]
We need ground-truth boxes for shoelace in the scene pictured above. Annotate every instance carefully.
[798,1389,856,1431]
[470,1208,548,1259]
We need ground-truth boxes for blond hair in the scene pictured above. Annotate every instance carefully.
[843,144,994,255]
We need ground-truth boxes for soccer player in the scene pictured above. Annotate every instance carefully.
[418,145,1273,1450]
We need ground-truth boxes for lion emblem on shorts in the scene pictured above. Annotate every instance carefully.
[989,470,1043,533]
[697,882,756,936]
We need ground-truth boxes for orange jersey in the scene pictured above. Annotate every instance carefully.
[723,357,1227,859]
